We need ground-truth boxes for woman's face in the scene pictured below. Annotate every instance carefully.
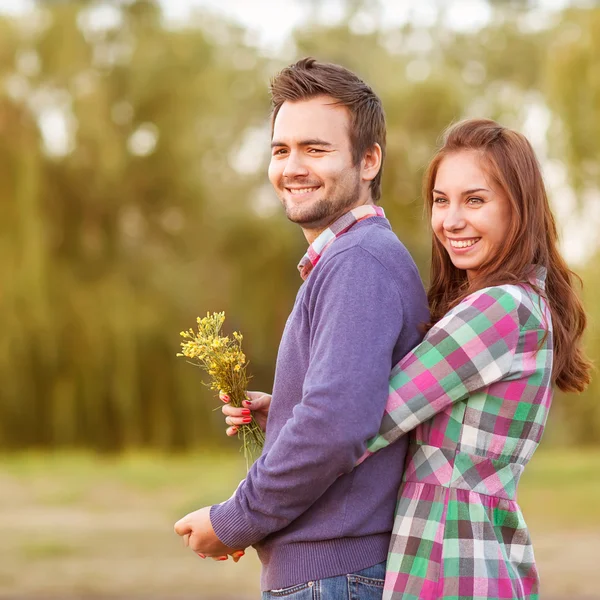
[431,150,512,279]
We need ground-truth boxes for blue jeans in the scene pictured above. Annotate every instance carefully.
[262,561,385,600]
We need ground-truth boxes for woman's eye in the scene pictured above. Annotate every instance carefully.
[433,196,448,204]
[467,197,484,205]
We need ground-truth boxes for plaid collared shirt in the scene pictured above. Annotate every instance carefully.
[297,204,385,280]
[360,268,552,600]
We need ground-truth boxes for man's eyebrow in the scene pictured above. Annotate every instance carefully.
[270,139,333,148]
[298,139,333,147]
[432,187,490,195]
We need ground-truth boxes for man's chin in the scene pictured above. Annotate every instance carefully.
[286,211,318,224]
[282,192,361,231]
[283,203,330,227]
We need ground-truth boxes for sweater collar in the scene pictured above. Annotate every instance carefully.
[297,205,385,281]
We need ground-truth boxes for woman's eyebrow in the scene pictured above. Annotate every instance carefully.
[461,187,490,195]
[432,187,490,195]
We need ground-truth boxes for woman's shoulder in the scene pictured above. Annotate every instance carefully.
[465,282,538,305]
[445,283,547,330]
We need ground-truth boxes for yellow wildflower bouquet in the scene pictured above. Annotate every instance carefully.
[178,312,265,467]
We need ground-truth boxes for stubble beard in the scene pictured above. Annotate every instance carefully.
[280,169,362,231]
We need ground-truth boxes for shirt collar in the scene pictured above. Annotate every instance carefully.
[297,205,386,280]
[531,265,547,290]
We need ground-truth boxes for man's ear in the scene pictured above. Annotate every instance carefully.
[361,143,383,183]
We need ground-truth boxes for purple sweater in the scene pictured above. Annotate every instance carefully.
[210,217,428,590]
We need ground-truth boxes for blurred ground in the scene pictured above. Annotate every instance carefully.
[0,450,599,599]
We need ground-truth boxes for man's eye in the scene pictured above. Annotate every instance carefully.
[273,148,287,156]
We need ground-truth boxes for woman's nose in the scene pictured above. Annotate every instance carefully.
[443,205,466,231]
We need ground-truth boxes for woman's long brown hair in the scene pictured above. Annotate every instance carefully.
[424,119,591,393]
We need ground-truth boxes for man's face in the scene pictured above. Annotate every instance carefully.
[268,95,363,232]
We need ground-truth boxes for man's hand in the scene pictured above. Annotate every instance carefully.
[220,390,271,436]
[174,507,245,562]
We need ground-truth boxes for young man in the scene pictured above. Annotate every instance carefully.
[174,58,428,599]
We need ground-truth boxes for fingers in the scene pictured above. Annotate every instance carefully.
[220,390,269,438]
[196,550,245,562]
[174,517,191,537]
[243,391,271,410]
[220,390,271,412]
[224,415,252,429]
[221,404,249,418]
[221,404,252,434]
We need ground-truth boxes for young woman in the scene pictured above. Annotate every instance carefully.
[222,118,591,599]
[356,118,591,599]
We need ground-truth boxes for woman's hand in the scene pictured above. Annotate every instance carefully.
[196,549,246,563]
[219,390,271,436]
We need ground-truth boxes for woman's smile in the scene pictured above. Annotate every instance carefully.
[446,237,482,252]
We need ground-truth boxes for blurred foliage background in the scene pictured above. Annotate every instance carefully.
[0,0,600,451]
[1,1,600,598]
[1,0,598,452]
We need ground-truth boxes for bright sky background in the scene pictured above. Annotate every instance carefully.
[159,0,576,52]
[0,0,579,52]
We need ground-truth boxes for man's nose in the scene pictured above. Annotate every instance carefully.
[282,151,309,178]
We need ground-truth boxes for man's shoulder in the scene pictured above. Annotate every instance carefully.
[321,219,416,275]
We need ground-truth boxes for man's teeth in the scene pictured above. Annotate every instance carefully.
[450,238,480,248]
[288,187,319,195]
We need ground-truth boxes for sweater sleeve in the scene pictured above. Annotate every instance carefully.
[209,246,405,549]
[357,287,524,464]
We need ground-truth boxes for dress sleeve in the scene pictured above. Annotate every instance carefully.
[356,287,522,465]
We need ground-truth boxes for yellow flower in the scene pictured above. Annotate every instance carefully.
[177,311,263,467]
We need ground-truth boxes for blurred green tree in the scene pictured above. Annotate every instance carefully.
[0,0,597,450]
[0,0,274,450]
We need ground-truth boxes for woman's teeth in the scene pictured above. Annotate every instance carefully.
[449,238,480,248]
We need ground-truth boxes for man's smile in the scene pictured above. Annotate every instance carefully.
[285,186,321,196]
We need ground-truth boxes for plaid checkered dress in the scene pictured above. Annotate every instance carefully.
[359,269,552,599]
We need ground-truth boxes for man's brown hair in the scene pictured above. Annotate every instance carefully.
[270,57,386,202]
